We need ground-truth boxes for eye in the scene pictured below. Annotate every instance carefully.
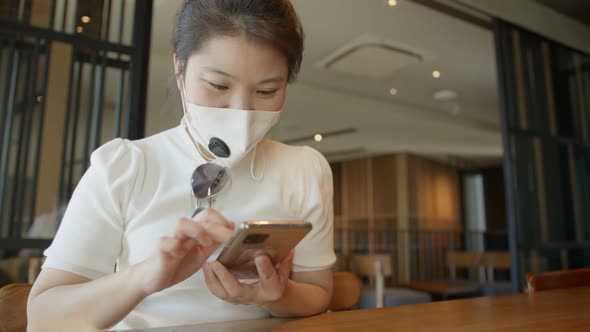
[208,82,228,91]
[257,89,278,96]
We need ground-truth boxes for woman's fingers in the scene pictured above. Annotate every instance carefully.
[204,253,294,306]
[247,254,292,305]
[277,250,294,281]
[174,218,212,246]
[193,208,235,230]
[159,236,184,257]
[159,214,234,271]
[255,255,277,282]
[201,221,234,244]
[211,262,246,296]
[175,210,235,246]
[203,262,231,301]
[146,211,237,295]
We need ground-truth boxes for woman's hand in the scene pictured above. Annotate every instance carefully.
[137,209,235,295]
[202,251,294,306]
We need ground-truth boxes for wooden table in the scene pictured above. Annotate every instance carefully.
[130,286,590,331]
[401,280,482,300]
[126,318,290,332]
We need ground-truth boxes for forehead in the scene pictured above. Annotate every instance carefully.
[186,35,288,77]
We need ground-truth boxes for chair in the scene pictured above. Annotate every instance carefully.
[328,272,361,311]
[0,283,32,332]
[480,251,513,296]
[0,256,43,285]
[401,251,484,301]
[397,251,484,301]
[446,251,484,281]
[351,255,431,308]
[481,251,511,282]
[27,257,43,284]
[526,268,590,293]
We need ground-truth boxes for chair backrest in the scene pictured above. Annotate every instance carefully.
[329,272,362,311]
[27,257,43,284]
[350,255,393,278]
[481,251,511,282]
[0,283,32,332]
[446,251,483,281]
[526,268,590,293]
[350,255,393,308]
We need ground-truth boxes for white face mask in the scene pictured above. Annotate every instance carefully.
[180,85,281,170]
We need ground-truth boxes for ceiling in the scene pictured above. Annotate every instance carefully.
[535,0,590,27]
[145,0,502,163]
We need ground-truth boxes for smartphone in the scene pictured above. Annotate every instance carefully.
[216,221,312,279]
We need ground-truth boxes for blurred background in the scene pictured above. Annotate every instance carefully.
[0,0,589,308]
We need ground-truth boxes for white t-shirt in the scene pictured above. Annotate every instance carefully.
[42,124,336,330]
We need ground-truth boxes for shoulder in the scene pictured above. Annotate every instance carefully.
[125,126,181,155]
[92,127,180,165]
[91,138,143,168]
[262,139,332,181]
[87,138,146,199]
[262,139,327,165]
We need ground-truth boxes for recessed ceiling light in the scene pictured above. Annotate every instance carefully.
[76,26,83,33]
[432,70,441,78]
[433,89,457,102]
[81,16,91,23]
[314,134,323,142]
[389,88,398,96]
[388,0,398,6]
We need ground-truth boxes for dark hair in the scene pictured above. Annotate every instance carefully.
[173,0,304,83]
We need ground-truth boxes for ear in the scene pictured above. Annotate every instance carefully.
[173,53,183,91]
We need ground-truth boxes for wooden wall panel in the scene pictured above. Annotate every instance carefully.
[434,165,461,230]
[371,155,397,218]
[330,163,342,218]
[371,155,398,253]
[408,156,461,231]
[332,153,462,260]
[411,156,432,228]
[341,159,370,219]
[396,154,411,282]
[406,156,462,279]
[341,158,370,254]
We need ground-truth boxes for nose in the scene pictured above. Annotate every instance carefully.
[228,90,254,110]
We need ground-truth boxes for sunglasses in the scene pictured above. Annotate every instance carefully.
[191,162,230,217]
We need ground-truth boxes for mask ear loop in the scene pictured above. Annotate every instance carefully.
[250,143,265,181]
[180,79,214,161]
[179,79,192,128]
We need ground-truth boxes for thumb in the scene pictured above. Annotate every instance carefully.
[277,250,294,281]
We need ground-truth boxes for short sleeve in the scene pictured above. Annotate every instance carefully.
[292,147,337,272]
[42,138,144,279]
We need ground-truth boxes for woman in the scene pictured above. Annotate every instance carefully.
[26,0,336,330]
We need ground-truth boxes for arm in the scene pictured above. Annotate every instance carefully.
[264,269,332,317]
[27,266,148,331]
[28,212,234,331]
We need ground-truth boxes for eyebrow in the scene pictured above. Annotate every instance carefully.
[202,66,285,85]
[203,66,236,80]
[257,76,285,85]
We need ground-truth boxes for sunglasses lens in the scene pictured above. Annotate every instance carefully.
[191,163,228,198]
